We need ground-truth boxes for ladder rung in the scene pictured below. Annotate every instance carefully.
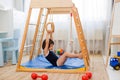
[112,35,120,38]
[40,22,44,24]
[42,14,46,16]
[29,23,36,25]
[110,43,120,45]
[29,22,44,26]
[38,31,43,33]
[37,34,42,37]
[24,45,33,48]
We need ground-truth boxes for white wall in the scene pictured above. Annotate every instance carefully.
[0,0,24,11]
[24,0,31,14]
[112,3,120,35]
[0,0,25,37]
[0,0,14,9]
[14,0,24,11]
[0,0,14,37]
[0,9,13,37]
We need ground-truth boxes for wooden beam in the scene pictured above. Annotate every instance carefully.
[30,0,73,8]
[112,35,120,38]
[72,6,89,70]
[49,8,72,14]
[38,9,49,55]
[29,9,43,60]
[106,3,115,67]
[110,42,120,45]
[16,66,86,74]
[16,8,32,69]
[115,0,120,3]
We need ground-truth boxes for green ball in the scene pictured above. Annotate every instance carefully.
[57,49,64,55]
[57,50,60,55]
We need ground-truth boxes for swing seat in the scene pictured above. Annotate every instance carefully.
[21,54,84,69]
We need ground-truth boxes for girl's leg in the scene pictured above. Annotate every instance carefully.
[57,52,83,66]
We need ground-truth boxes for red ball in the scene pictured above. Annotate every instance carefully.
[60,49,63,53]
[82,74,89,80]
[31,73,37,79]
[41,74,48,80]
[86,71,92,79]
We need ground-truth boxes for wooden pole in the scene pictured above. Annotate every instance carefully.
[29,9,43,60]
[72,6,89,70]
[38,9,49,55]
[106,1,115,67]
[16,8,32,70]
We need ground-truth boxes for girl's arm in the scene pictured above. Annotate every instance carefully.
[44,32,50,56]
[47,30,53,40]
[50,32,53,40]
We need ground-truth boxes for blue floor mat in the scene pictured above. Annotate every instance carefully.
[22,54,84,69]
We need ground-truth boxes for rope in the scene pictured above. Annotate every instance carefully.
[49,8,53,22]
[46,8,55,32]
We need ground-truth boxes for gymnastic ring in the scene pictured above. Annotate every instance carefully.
[46,22,55,32]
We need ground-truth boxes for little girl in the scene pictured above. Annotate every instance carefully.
[42,30,83,66]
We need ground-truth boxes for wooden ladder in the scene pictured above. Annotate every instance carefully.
[17,8,49,69]
[29,8,49,60]
[72,6,89,70]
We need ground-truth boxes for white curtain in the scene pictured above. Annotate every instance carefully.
[72,0,113,54]
[52,0,113,54]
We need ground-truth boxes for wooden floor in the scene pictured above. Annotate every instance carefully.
[0,54,109,80]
